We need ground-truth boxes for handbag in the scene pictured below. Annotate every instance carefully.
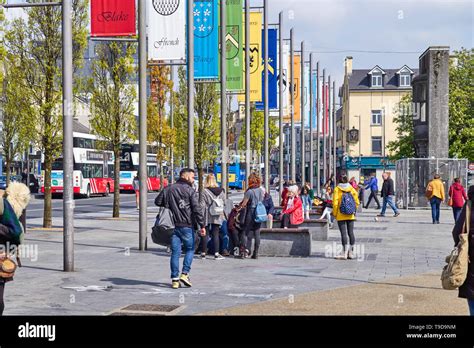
[441,201,471,290]
[0,252,17,279]
[448,198,453,207]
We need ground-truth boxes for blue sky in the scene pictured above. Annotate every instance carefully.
[268,0,473,89]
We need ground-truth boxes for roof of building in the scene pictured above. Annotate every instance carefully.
[73,120,90,134]
[348,66,419,91]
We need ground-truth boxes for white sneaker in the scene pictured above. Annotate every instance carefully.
[214,253,225,260]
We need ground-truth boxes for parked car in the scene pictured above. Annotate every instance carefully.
[0,175,21,190]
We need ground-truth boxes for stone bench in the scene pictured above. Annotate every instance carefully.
[259,228,311,257]
[272,218,329,241]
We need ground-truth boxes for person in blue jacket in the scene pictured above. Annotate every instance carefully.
[364,173,381,209]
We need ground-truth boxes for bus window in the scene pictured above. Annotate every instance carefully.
[148,166,158,177]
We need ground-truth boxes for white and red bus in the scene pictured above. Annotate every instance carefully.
[40,132,115,197]
[119,143,168,192]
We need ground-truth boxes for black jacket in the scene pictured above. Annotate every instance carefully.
[452,201,474,299]
[381,178,395,198]
[155,179,205,230]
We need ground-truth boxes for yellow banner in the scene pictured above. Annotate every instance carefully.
[238,12,262,103]
[284,54,301,123]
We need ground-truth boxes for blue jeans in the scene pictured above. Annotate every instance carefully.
[452,207,462,222]
[206,221,230,253]
[430,197,441,223]
[170,227,195,279]
[381,195,399,215]
[468,299,474,316]
[301,195,312,211]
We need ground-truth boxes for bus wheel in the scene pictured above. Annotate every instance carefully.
[104,184,110,197]
[86,185,91,199]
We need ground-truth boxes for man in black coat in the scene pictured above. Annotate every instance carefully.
[377,172,400,217]
[452,186,474,315]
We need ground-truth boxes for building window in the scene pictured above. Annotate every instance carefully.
[371,75,382,87]
[371,110,382,126]
[400,73,411,87]
[372,136,382,155]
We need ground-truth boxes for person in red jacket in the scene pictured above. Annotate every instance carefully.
[449,178,468,222]
[280,185,304,228]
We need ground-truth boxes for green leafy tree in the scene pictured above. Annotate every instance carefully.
[449,48,474,161]
[89,42,137,218]
[238,107,279,168]
[386,94,416,160]
[4,1,89,228]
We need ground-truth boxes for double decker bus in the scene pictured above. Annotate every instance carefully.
[119,143,168,192]
[214,155,246,190]
[40,132,115,198]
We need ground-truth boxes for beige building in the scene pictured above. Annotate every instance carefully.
[338,57,418,185]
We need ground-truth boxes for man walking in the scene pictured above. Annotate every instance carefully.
[378,172,400,217]
[155,168,205,289]
[364,173,381,209]
[426,174,445,224]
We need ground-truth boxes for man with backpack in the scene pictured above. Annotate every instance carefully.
[0,182,31,315]
[332,175,360,260]
[154,168,205,289]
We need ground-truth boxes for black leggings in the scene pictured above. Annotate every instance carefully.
[280,213,298,228]
[0,281,5,316]
[208,224,220,254]
[365,190,380,208]
[337,220,355,251]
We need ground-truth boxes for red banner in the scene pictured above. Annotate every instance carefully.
[91,0,136,37]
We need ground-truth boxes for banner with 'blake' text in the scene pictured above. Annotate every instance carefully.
[91,0,136,37]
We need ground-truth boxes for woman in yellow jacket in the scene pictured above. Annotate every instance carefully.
[332,175,360,260]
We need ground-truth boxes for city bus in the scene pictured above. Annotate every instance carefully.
[119,143,168,192]
[40,132,115,197]
[214,155,246,190]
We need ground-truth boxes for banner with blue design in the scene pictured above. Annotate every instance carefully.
[256,29,278,110]
[194,0,219,79]
[312,72,318,131]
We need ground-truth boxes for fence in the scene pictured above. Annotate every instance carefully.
[396,158,468,209]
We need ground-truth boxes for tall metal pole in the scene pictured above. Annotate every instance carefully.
[245,0,251,183]
[263,0,269,192]
[278,11,284,194]
[322,69,326,185]
[309,54,314,189]
[138,0,148,251]
[170,66,175,184]
[290,28,295,182]
[333,80,337,179]
[316,61,320,194]
[187,0,195,168]
[300,41,305,186]
[328,75,332,180]
[220,0,228,194]
[62,0,74,272]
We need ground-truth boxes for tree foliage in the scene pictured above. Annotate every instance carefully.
[89,41,137,217]
[386,94,415,160]
[449,48,473,161]
[4,0,89,228]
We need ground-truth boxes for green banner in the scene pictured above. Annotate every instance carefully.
[221,0,244,91]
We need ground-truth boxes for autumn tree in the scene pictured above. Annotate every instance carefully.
[89,42,137,217]
[4,1,89,228]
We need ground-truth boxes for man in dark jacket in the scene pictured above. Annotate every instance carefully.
[452,185,474,315]
[378,172,400,217]
[364,173,381,209]
[155,168,205,289]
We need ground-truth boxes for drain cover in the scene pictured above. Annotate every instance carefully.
[108,304,184,316]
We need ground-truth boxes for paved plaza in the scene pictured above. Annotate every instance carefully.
[3,192,469,316]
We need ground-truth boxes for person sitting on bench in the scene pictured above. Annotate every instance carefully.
[280,185,304,229]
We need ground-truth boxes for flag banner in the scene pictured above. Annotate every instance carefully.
[293,54,301,122]
[255,28,278,110]
[238,11,263,102]
[148,0,186,61]
[91,0,136,37]
[280,43,290,121]
[304,64,310,128]
[194,0,219,79]
[221,0,244,91]
[311,72,318,131]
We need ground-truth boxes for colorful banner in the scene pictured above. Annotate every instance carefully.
[293,54,301,123]
[311,72,318,131]
[304,64,310,128]
[238,11,263,102]
[280,43,289,121]
[90,0,136,37]
[255,29,278,110]
[222,0,244,91]
[147,0,186,61]
[194,0,219,79]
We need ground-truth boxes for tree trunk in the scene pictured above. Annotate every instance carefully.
[5,159,11,188]
[197,165,204,198]
[113,146,120,218]
[43,153,52,228]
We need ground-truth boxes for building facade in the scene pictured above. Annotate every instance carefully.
[338,56,418,184]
